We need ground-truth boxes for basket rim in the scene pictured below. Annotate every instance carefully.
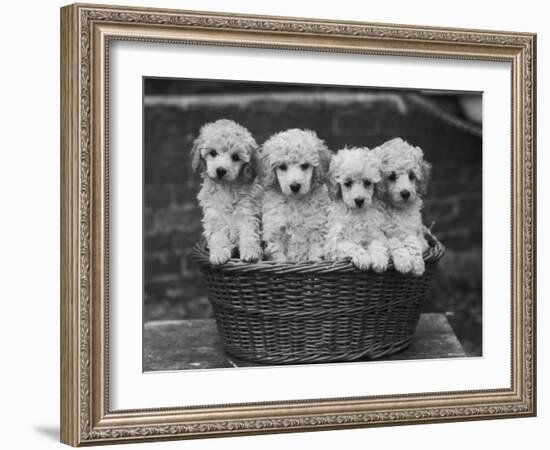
[192,233,445,275]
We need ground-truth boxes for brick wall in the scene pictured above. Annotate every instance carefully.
[143,88,482,355]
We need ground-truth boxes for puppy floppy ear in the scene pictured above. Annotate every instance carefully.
[239,133,259,184]
[366,150,382,184]
[318,145,332,181]
[373,164,389,202]
[410,144,431,195]
[239,153,258,184]
[311,138,332,188]
[418,160,432,195]
[373,176,388,202]
[190,135,206,174]
[257,149,278,189]
[326,157,341,200]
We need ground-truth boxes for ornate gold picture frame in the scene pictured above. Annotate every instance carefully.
[60,2,536,446]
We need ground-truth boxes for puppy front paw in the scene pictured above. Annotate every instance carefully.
[410,255,425,276]
[209,247,232,265]
[369,251,389,273]
[392,249,413,274]
[239,243,262,263]
[351,250,371,271]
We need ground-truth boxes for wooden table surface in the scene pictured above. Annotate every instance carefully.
[143,313,466,371]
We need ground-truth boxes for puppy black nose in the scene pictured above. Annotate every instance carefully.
[354,198,365,207]
[400,190,410,200]
[216,167,227,178]
[290,182,301,193]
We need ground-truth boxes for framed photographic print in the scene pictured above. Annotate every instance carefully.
[60,3,536,446]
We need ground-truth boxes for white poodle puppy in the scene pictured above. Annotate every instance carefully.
[324,147,389,272]
[191,119,262,265]
[374,138,431,275]
[259,129,331,262]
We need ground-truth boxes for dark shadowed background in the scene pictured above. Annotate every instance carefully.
[143,78,482,356]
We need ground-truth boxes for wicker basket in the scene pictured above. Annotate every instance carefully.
[192,234,444,365]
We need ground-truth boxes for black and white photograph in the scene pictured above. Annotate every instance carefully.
[142,77,482,371]
[54,0,541,445]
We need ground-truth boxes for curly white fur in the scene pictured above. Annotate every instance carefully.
[324,147,389,271]
[259,129,331,262]
[191,119,262,265]
[373,138,432,276]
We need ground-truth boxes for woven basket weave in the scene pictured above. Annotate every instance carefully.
[192,234,444,365]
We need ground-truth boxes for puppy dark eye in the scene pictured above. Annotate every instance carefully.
[343,180,352,188]
[231,154,240,162]
[279,164,287,171]
[300,163,310,170]
[409,172,416,181]
[209,150,218,157]
[363,179,372,187]
[388,172,397,182]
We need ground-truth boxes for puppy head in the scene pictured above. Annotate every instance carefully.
[327,147,381,209]
[375,138,431,207]
[191,119,258,183]
[259,129,331,196]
